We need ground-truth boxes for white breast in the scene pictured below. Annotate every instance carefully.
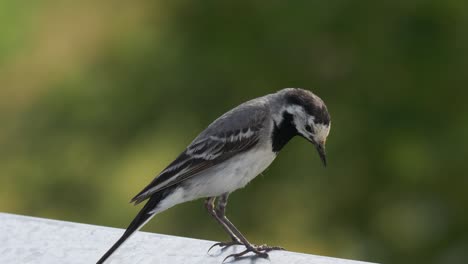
[151,145,276,214]
[217,147,275,191]
[191,145,276,197]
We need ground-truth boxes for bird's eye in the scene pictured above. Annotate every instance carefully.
[305,125,312,133]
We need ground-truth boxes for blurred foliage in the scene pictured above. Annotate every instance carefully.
[1,1,468,263]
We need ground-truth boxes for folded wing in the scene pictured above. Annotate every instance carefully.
[131,102,268,204]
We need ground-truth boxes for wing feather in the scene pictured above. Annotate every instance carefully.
[131,103,268,204]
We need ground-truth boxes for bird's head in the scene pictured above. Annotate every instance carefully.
[273,88,331,166]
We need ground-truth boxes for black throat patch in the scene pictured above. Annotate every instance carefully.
[271,112,298,153]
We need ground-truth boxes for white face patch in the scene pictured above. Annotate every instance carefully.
[312,122,330,144]
[275,105,330,144]
[284,105,309,137]
[299,113,330,144]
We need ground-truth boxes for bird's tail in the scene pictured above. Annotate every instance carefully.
[96,186,175,264]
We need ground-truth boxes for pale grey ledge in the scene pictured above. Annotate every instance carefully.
[0,212,376,264]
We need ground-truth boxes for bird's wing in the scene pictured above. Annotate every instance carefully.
[131,101,269,204]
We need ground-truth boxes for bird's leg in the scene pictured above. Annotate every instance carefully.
[204,197,242,253]
[213,193,284,262]
[207,194,243,252]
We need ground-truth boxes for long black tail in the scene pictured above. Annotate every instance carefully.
[96,187,174,264]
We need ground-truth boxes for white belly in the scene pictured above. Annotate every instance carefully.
[192,146,276,197]
[152,146,276,214]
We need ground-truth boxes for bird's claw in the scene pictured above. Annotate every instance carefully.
[255,244,285,252]
[222,244,284,263]
[207,240,243,253]
[223,247,268,263]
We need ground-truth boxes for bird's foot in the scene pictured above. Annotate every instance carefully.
[208,240,243,253]
[255,244,285,252]
[222,244,284,263]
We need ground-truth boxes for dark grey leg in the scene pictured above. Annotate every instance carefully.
[207,194,243,252]
[212,193,284,262]
[204,197,241,243]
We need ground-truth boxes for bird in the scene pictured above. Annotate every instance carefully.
[96,88,331,263]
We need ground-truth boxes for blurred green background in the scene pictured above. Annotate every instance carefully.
[1,1,467,263]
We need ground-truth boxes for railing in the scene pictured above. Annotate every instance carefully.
[0,213,376,264]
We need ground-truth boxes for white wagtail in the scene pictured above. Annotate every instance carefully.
[97,88,331,263]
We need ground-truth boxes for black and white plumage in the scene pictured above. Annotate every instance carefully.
[97,88,331,263]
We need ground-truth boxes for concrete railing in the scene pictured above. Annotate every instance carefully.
[0,212,376,264]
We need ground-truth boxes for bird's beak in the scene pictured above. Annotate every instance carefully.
[314,141,327,167]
